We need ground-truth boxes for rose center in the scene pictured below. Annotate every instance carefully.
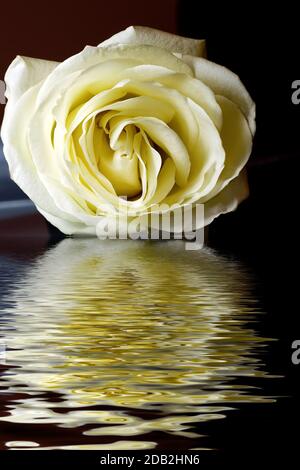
[95,121,142,198]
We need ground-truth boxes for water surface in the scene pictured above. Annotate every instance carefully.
[0,239,276,450]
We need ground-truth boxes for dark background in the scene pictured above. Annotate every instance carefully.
[0,1,300,466]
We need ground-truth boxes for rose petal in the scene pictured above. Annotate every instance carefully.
[204,170,249,227]
[148,158,176,205]
[37,206,91,235]
[0,83,81,230]
[200,95,253,202]
[163,100,225,206]
[4,55,58,107]
[119,65,222,130]
[37,44,192,108]
[108,115,190,188]
[182,55,256,134]
[98,26,206,57]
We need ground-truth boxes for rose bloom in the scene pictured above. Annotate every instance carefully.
[1,26,255,236]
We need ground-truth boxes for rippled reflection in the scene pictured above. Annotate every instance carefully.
[0,239,274,449]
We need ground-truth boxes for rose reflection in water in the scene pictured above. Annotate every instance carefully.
[0,239,273,450]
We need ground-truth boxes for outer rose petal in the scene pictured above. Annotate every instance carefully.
[3,55,58,106]
[37,206,90,235]
[182,55,256,135]
[1,83,82,232]
[204,170,249,227]
[200,95,253,203]
[98,26,206,57]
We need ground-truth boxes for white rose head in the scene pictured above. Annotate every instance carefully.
[1,26,255,237]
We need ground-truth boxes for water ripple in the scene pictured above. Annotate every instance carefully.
[0,239,276,450]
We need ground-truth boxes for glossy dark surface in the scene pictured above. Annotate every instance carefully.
[0,236,279,452]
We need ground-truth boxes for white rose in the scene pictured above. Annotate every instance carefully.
[1,26,255,236]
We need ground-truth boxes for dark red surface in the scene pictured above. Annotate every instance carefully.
[0,214,49,256]
[0,0,178,122]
